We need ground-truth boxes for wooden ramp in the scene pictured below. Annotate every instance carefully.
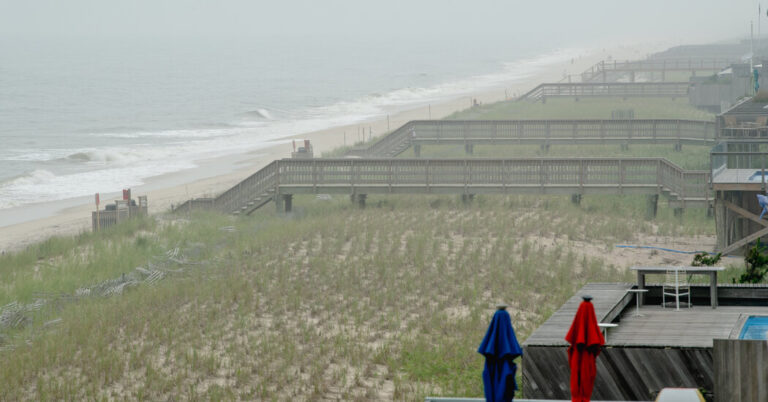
[524,283,633,347]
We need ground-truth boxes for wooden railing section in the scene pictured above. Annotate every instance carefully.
[348,119,717,157]
[176,158,710,214]
[518,82,691,102]
[581,58,734,82]
[349,119,717,158]
[174,161,279,215]
[277,158,709,202]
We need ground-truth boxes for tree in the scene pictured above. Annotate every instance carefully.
[738,239,768,284]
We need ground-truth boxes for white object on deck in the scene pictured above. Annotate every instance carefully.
[654,388,706,402]
[598,322,619,342]
[627,288,649,317]
[663,269,691,311]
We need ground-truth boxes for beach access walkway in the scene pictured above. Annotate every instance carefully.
[346,119,716,158]
[580,57,734,83]
[517,82,691,102]
[174,157,710,216]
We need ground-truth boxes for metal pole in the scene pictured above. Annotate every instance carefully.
[763,153,766,193]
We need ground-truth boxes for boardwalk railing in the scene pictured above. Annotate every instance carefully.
[277,158,709,204]
[518,82,690,102]
[176,158,711,214]
[174,161,279,215]
[349,119,717,158]
[581,58,734,82]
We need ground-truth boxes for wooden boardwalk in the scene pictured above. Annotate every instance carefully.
[581,58,733,82]
[348,119,716,158]
[174,157,711,215]
[518,82,690,102]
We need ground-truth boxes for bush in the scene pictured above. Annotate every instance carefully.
[737,239,768,283]
[691,252,721,266]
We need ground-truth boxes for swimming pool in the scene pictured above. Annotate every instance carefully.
[738,316,768,340]
[748,170,768,182]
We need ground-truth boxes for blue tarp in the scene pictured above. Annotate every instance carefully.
[478,308,523,402]
[758,194,768,219]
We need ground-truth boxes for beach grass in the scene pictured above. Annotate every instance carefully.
[0,75,735,400]
[0,193,724,400]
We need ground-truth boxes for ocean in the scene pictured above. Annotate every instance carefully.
[0,35,582,213]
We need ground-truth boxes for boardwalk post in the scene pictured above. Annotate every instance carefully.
[619,159,624,194]
[571,194,582,205]
[95,193,100,232]
[275,192,285,212]
[645,194,659,220]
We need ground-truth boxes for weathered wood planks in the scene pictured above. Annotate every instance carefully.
[524,346,715,400]
[714,339,768,402]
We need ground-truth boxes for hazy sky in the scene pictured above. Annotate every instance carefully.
[0,0,761,46]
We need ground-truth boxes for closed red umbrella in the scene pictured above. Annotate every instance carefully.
[564,295,605,402]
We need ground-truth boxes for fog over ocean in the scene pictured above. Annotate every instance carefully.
[0,0,751,211]
[0,35,583,209]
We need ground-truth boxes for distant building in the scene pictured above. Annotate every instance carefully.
[688,63,753,113]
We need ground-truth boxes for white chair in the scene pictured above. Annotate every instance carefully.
[662,269,690,310]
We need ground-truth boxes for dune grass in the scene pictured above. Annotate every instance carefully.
[0,193,723,400]
[0,88,732,400]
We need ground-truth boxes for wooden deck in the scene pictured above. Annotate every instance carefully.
[524,283,634,347]
[522,282,768,400]
[608,305,768,348]
[525,282,768,348]
[711,168,766,185]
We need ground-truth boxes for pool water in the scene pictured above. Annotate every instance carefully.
[738,316,768,340]
[748,171,768,182]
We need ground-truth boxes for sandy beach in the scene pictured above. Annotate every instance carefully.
[0,41,669,253]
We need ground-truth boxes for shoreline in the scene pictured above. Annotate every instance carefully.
[0,41,667,253]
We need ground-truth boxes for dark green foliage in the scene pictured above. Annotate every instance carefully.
[737,239,768,283]
[691,252,721,267]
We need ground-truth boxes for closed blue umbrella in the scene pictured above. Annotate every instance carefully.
[478,305,523,402]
